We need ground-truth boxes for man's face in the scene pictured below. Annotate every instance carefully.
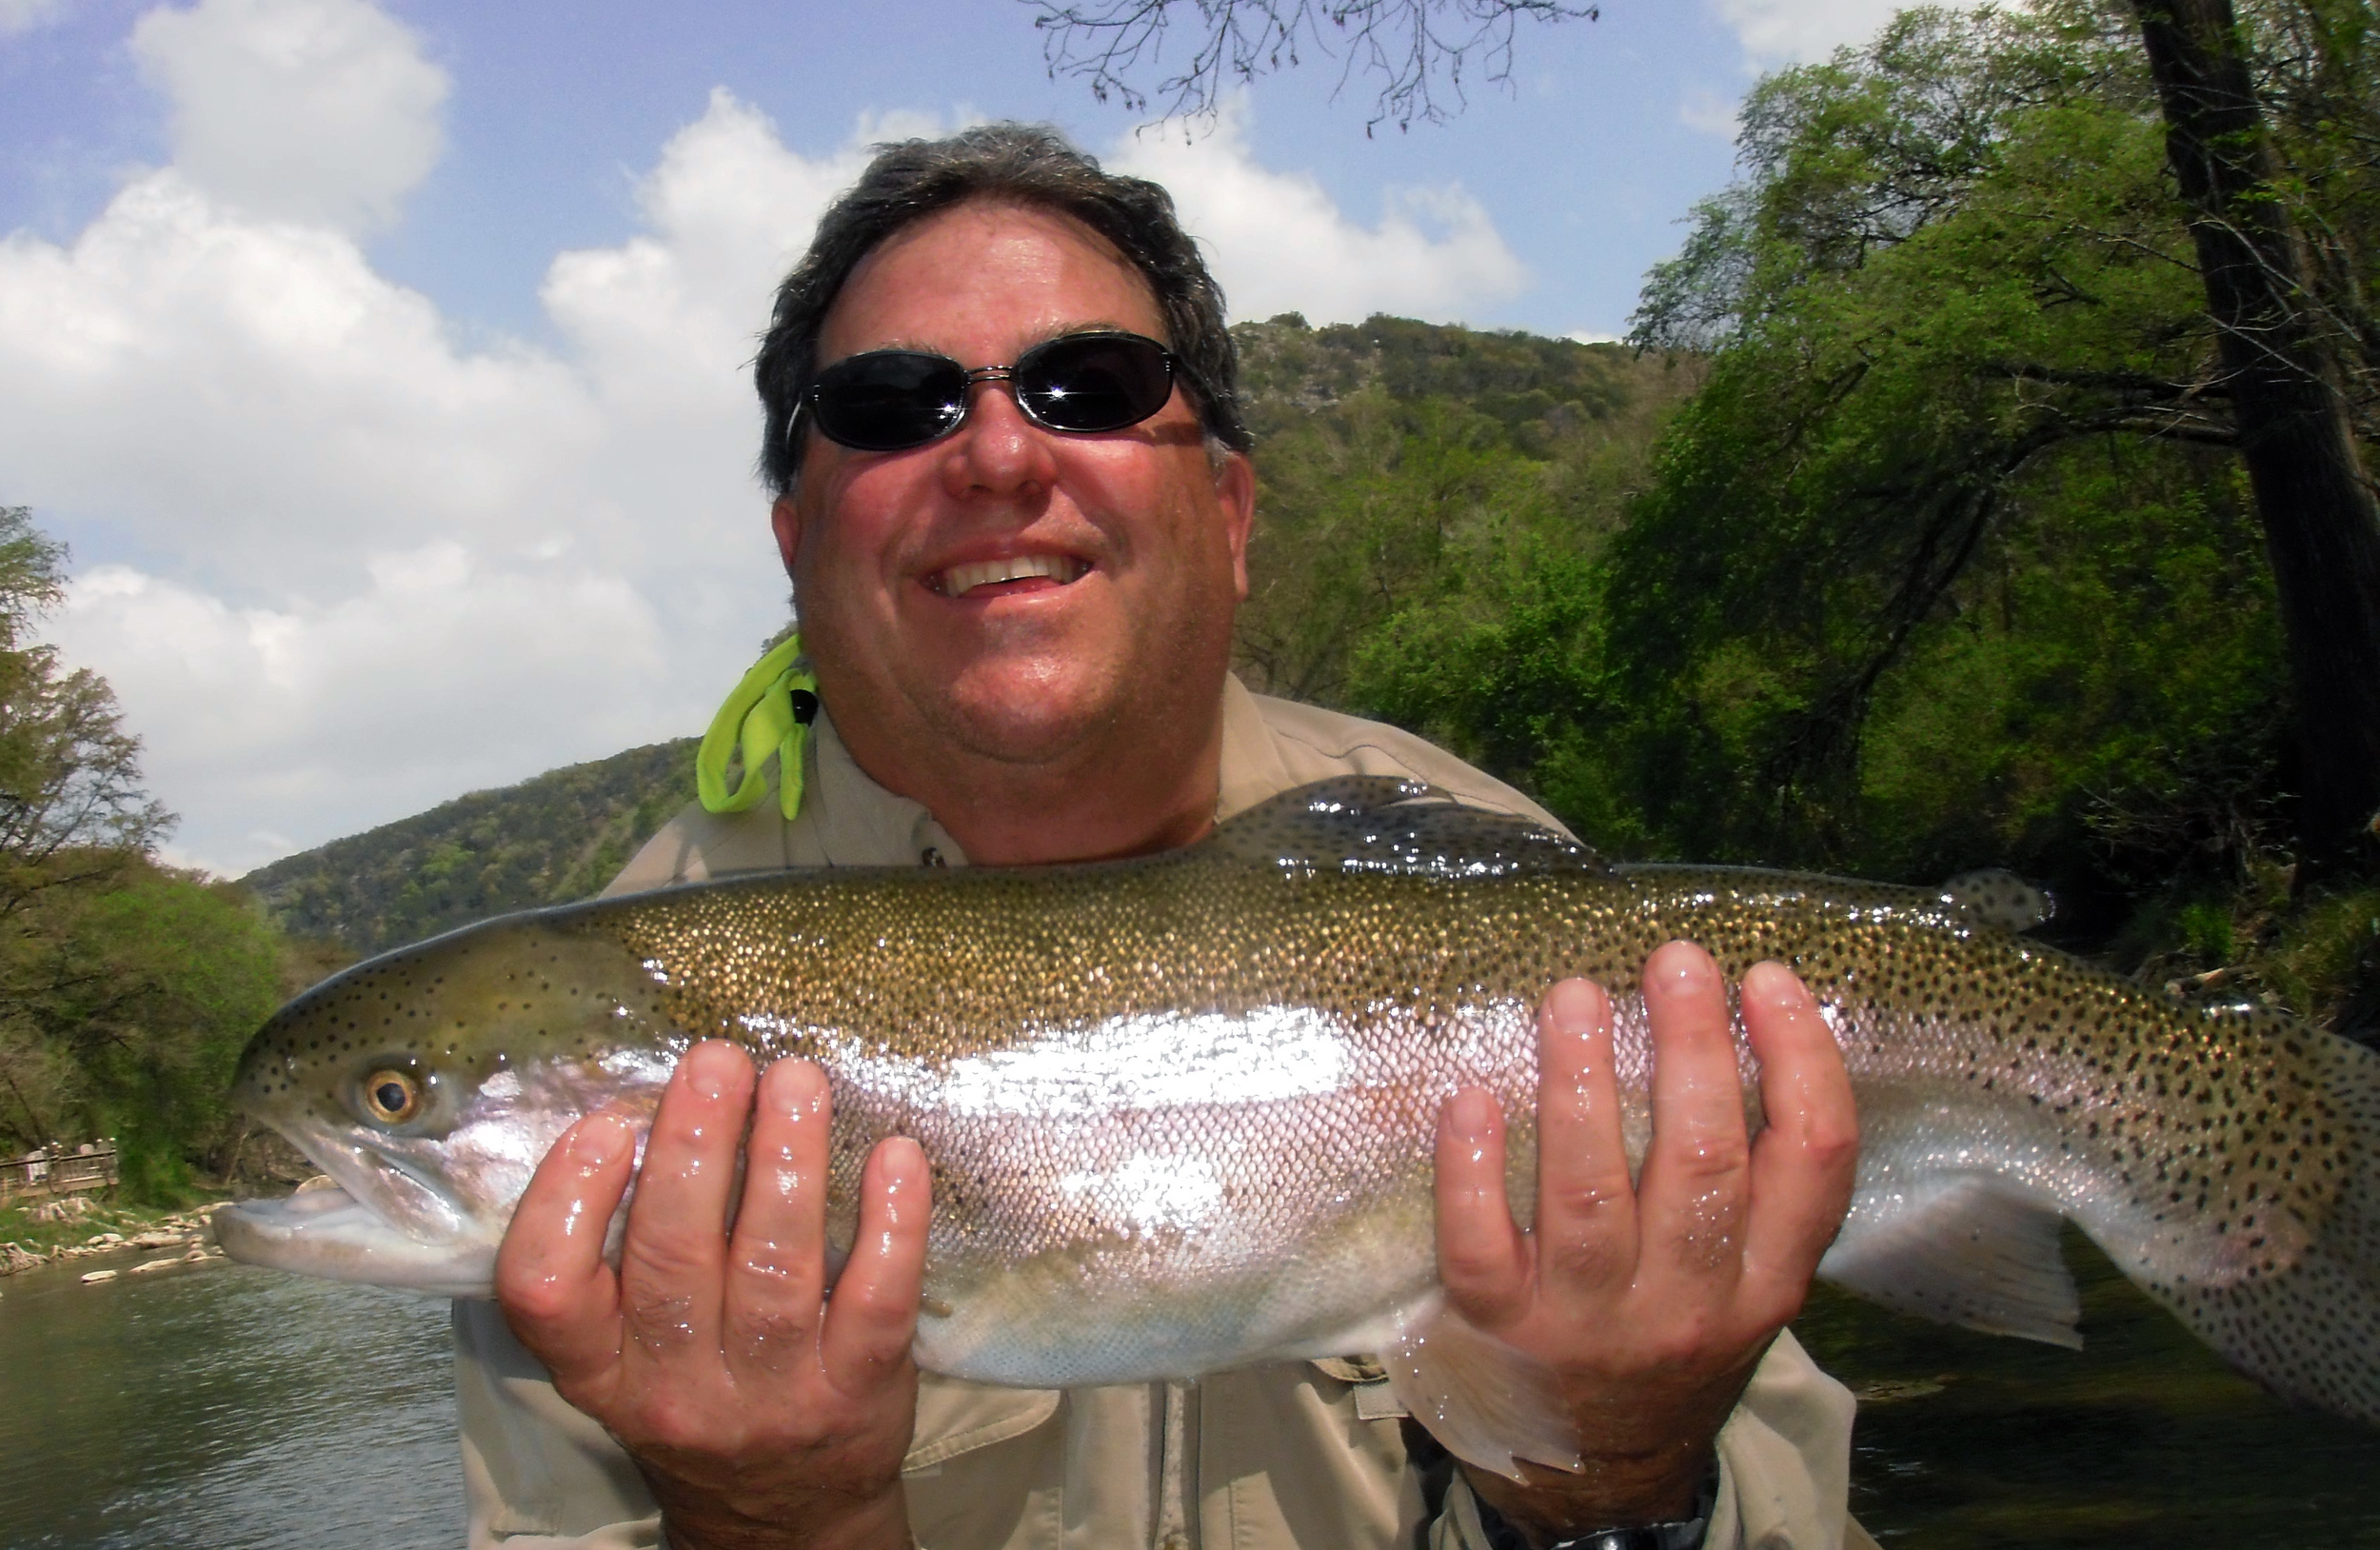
[773,199,1254,776]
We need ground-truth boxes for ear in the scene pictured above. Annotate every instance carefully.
[1215,451,1255,602]
[770,493,803,578]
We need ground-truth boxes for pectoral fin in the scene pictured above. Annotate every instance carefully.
[1378,1291,1584,1481]
[1819,1174,2082,1348]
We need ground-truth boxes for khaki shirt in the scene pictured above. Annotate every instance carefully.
[455,676,1868,1550]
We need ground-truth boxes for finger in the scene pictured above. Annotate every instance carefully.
[617,1040,753,1371]
[1532,977,1639,1308]
[495,1112,634,1391]
[1632,941,1754,1293]
[820,1135,931,1396]
[724,1059,833,1379]
[1433,1086,1531,1326]
[1737,961,1860,1321]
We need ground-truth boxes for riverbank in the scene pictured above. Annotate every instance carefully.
[0,1194,228,1281]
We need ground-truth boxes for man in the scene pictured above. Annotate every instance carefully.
[460,124,1867,1550]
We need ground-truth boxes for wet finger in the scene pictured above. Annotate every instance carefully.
[820,1136,931,1398]
[1738,961,1859,1322]
[1633,941,1753,1296]
[723,1059,833,1380]
[495,1112,633,1392]
[1433,1086,1531,1327]
[1532,977,1639,1309]
[617,1040,752,1373]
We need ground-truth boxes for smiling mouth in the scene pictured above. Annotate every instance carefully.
[931,554,1090,599]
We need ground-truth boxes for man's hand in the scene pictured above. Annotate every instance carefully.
[495,1042,929,1550]
[1433,943,1858,1541]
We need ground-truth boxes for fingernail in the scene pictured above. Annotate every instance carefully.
[1542,976,1604,1031]
[1745,960,1810,1010]
[1446,1088,1497,1139]
[882,1135,925,1182]
[683,1040,743,1100]
[1649,941,1717,996]
[570,1114,626,1167]
[763,1059,825,1120]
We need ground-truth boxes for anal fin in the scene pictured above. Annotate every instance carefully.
[1380,1291,1583,1481]
[1818,1174,2082,1348]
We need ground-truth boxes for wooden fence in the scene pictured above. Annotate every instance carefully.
[0,1144,117,1202]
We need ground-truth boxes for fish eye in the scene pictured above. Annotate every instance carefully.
[361,1069,422,1124]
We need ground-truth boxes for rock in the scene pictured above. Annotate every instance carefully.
[80,1269,118,1284]
[128,1230,182,1250]
[1,1242,44,1274]
[92,1231,123,1245]
[182,1247,210,1262]
[128,1256,180,1275]
[30,1197,94,1224]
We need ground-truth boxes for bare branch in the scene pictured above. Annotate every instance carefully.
[1024,0,1597,130]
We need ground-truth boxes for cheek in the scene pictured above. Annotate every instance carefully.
[791,475,911,608]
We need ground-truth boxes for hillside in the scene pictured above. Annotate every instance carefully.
[236,315,1688,955]
[240,739,696,955]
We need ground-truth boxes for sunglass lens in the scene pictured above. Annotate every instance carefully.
[1019,336,1174,433]
[812,352,967,450]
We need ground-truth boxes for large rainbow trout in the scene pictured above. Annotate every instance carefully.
[219,778,2380,1470]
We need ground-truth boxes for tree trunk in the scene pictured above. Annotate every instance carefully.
[2132,0,2380,881]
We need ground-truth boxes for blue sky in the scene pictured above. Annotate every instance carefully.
[0,0,1933,875]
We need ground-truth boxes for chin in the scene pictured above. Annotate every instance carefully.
[934,662,1123,765]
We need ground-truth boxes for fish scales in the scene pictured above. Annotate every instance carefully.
[219,776,2380,1449]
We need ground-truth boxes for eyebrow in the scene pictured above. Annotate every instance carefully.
[857,320,1158,358]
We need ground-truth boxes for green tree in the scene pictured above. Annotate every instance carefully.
[1586,7,2326,896]
[0,506,172,1152]
[12,864,284,1196]
[0,506,286,1198]
[2125,0,2380,877]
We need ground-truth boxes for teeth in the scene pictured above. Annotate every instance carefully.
[939,554,1085,596]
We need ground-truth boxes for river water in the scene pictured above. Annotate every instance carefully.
[0,1250,461,1550]
[6,1230,2380,1546]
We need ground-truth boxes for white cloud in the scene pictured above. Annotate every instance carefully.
[1109,103,1528,326]
[1677,85,1742,139]
[1,78,831,874]
[5,2,1535,877]
[129,0,447,232]
[57,552,666,877]
[0,0,69,37]
[1708,0,1984,68]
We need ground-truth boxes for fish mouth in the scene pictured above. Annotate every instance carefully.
[215,1182,496,1298]
[216,1117,497,1298]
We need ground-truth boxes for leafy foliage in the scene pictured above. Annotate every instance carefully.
[0,507,286,1196]
[1489,9,2309,904]
[241,739,696,955]
[1231,313,1698,707]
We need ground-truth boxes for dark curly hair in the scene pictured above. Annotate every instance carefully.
[753,123,1252,496]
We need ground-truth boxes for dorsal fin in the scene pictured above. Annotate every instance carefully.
[1213,777,1602,879]
[1941,868,2054,933]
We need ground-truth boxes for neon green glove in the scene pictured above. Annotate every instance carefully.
[696,633,818,822]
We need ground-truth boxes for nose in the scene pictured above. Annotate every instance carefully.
[940,375,1060,500]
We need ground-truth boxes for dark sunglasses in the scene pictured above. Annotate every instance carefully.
[790,330,1189,453]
